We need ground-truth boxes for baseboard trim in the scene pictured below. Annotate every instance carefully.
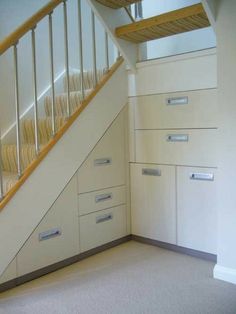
[131,235,217,262]
[214,264,236,285]
[0,235,131,293]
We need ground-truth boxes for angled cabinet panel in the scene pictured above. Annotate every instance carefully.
[17,176,79,277]
[131,164,176,244]
[0,259,16,285]
[78,111,126,193]
[177,166,217,254]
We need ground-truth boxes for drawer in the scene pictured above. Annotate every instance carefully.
[0,259,16,284]
[79,205,126,252]
[133,89,218,129]
[135,129,218,167]
[17,177,80,276]
[79,186,126,216]
[131,164,176,244]
[78,111,125,193]
[177,167,217,254]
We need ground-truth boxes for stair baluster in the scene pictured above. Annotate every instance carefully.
[91,11,98,87]
[77,0,85,99]
[105,31,109,71]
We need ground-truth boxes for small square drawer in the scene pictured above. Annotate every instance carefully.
[79,205,126,252]
[78,186,126,216]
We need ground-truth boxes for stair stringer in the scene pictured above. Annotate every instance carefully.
[0,62,128,276]
[87,0,138,72]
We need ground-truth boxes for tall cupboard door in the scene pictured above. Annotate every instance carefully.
[177,167,217,254]
[131,164,176,244]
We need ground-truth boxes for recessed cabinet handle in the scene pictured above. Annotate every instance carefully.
[96,213,113,224]
[95,193,113,203]
[190,173,214,181]
[142,168,161,176]
[166,96,188,105]
[94,158,112,166]
[39,228,62,241]
[166,134,189,142]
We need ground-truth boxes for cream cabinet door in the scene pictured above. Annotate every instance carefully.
[135,129,218,167]
[177,167,217,254]
[131,164,176,244]
[0,259,16,284]
[17,176,80,277]
[79,205,127,252]
[134,89,218,130]
[78,111,125,193]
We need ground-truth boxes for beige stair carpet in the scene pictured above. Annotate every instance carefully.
[0,241,236,314]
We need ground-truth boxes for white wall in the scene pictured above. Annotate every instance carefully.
[0,0,114,140]
[213,0,236,285]
[137,0,216,60]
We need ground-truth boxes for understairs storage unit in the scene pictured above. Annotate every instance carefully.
[0,108,129,287]
[115,3,210,43]
[130,50,218,257]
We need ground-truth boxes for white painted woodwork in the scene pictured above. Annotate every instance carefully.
[0,62,128,277]
[201,0,216,32]
[78,185,126,216]
[131,164,176,244]
[177,166,217,254]
[87,0,138,71]
[128,49,217,97]
[79,205,127,252]
[133,89,218,130]
[17,176,79,277]
[77,110,126,193]
[135,129,218,167]
[0,259,16,284]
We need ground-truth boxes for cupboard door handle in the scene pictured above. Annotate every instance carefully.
[166,96,188,105]
[94,158,112,166]
[96,213,113,224]
[39,228,62,241]
[95,193,113,203]
[166,134,188,142]
[142,168,161,176]
[190,173,214,181]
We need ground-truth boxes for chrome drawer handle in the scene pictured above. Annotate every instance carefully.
[142,168,161,176]
[166,96,188,105]
[96,213,113,224]
[94,158,112,166]
[166,134,189,142]
[190,173,214,181]
[95,193,113,203]
[39,228,62,241]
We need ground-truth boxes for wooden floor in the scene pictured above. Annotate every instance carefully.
[116,3,210,43]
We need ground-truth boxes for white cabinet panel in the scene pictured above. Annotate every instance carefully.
[0,259,16,284]
[131,164,176,244]
[177,167,217,254]
[78,111,125,193]
[136,129,218,167]
[79,186,126,216]
[134,89,218,129]
[80,205,126,252]
[17,176,79,277]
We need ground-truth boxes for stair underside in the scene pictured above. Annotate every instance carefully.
[96,0,141,9]
[115,3,210,43]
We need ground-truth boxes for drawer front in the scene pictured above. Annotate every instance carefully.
[79,186,126,216]
[78,112,125,193]
[131,164,176,244]
[134,89,218,129]
[80,205,126,252]
[135,129,218,167]
[17,177,80,276]
[177,167,217,254]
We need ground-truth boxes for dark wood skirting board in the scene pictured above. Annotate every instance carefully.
[0,235,131,293]
[0,234,217,293]
[131,235,217,263]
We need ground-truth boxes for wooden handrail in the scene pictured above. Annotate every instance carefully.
[0,0,63,56]
[0,57,124,211]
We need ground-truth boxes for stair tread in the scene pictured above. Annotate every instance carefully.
[115,3,210,43]
[95,0,141,9]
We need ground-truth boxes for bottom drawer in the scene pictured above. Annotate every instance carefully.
[80,205,127,252]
